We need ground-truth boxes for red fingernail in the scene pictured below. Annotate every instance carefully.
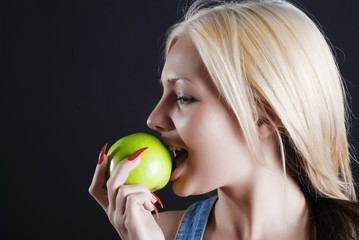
[151,202,160,219]
[151,192,164,208]
[98,143,108,165]
[127,147,148,161]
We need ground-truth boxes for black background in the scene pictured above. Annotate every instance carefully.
[2,0,359,239]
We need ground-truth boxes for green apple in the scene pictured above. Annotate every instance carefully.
[106,133,172,192]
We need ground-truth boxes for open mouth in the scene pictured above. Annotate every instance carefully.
[167,145,189,171]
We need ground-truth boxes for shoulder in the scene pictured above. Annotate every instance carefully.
[154,210,186,240]
[154,196,218,239]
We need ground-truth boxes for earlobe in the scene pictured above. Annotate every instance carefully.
[255,104,281,140]
[258,122,275,139]
[256,117,279,140]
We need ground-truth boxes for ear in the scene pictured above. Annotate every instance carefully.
[255,113,281,140]
[257,120,276,140]
[254,100,281,140]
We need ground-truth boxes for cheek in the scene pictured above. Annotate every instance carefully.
[172,104,257,195]
[191,105,244,149]
[182,104,251,172]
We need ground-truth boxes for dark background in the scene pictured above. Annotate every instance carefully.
[2,0,359,239]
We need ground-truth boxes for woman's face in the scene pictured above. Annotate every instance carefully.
[147,36,258,196]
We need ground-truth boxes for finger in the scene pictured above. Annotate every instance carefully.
[89,151,109,210]
[116,184,157,215]
[111,191,155,234]
[107,148,148,212]
[107,157,141,213]
[108,147,148,186]
[125,192,156,219]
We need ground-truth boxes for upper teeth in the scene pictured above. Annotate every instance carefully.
[168,145,183,151]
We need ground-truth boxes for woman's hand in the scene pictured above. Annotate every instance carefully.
[89,144,165,240]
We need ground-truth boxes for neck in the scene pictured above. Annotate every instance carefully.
[209,168,310,240]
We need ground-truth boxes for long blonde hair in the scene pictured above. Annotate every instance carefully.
[166,0,355,200]
[164,0,358,238]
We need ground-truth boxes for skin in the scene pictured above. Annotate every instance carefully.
[90,36,310,239]
[89,154,165,239]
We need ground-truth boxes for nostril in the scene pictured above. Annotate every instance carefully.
[147,117,161,131]
[147,118,172,133]
[154,125,167,132]
[147,113,165,132]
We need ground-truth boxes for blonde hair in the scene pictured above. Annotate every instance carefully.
[165,0,356,202]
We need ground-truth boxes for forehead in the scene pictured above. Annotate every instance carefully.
[161,37,207,81]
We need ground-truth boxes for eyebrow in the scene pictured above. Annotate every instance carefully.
[158,77,194,87]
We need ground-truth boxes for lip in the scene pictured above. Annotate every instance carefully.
[161,136,189,180]
[170,159,187,181]
[161,137,187,152]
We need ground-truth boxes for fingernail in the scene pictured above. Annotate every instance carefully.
[151,192,164,208]
[128,147,148,161]
[151,202,160,219]
[98,143,108,165]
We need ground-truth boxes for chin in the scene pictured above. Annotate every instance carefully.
[172,179,215,197]
[172,181,191,197]
[172,177,198,197]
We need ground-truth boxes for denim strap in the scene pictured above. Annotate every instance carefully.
[175,196,218,240]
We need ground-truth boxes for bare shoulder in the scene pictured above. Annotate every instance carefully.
[154,210,186,240]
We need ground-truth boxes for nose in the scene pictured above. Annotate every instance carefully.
[147,99,174,132]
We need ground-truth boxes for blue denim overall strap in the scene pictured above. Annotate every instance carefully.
[175,195,218,240]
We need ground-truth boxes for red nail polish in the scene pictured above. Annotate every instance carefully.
[151,192,164,208]
[98,143,108,165]
[151,202,160,219]
[127,147,148,161]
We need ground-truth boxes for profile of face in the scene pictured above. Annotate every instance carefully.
[147,36,268,197]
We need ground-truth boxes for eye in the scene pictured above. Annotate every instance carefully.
[176,94,196,105]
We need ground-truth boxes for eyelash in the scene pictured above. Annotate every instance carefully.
[176,94,196,105]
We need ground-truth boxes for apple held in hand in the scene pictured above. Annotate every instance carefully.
[107,133,172,192]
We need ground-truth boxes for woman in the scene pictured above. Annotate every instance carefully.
[89,0,359,239]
